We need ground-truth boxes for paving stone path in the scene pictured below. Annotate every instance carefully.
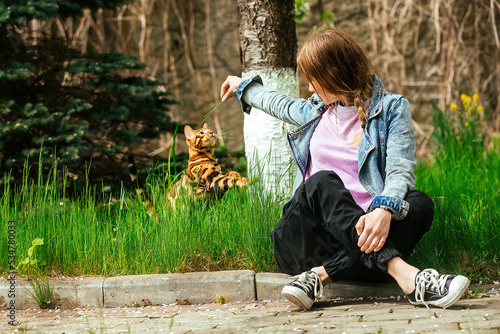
[2,296,499,333]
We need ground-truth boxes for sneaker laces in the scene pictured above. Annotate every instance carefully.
[291,271,324,299]
[414,269,449,309]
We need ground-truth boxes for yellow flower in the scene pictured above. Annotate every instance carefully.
[216,295,227,304]
[471,93,480,110]
[460,94,471,110]
[477,106,483,113]
[456,136,461,140]
[450,103,458,111]
[464,122,470,127]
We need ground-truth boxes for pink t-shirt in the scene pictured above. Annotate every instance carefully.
[305,102,373,211]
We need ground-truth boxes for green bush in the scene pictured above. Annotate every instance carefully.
[0,1,177,187]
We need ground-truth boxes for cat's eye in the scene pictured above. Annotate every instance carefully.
[198,131,205,135]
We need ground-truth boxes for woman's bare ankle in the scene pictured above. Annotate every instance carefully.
[311,266,332,286]
[387,257,419,294]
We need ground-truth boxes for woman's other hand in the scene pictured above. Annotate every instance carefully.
[221,75,244,102]
[355,208,392,254]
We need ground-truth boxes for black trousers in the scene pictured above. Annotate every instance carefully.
[270,171,434,283]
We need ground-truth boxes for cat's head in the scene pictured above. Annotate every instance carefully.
[184,123,217,150]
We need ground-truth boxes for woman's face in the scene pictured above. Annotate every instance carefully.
[308,82,340,106]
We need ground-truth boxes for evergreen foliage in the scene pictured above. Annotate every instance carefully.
[0,0,177,187]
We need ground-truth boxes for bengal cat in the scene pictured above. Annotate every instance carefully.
[167,124,250,207]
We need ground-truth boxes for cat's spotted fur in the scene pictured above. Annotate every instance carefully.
[168,124,249,206]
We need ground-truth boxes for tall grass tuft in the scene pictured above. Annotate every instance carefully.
[411,94,500,280]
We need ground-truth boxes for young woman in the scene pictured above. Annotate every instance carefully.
[220,27,469,310]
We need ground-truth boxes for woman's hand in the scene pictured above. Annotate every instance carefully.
[221,75,244,102]
[355,208,392,253]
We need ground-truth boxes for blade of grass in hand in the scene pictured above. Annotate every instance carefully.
[201,99,223,124]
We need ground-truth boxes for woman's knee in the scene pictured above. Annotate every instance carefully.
[305,170,345,189]
[405,190,434,230]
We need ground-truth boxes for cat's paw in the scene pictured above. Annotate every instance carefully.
[226,171,241,178]
[238,177,258,187]
[236,178,248,187]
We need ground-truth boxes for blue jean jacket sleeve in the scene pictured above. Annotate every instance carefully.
[369,196,410,220]
[369,96,416,220]
[236,75,317,127]
[383,97,416,197]
[237,76,263,114]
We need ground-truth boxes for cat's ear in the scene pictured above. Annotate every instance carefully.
[203,123,209,129]
[184,125,195,139]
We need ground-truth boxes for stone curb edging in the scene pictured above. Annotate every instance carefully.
[0,270,442,310]
[103,270,256,308]
[1,276,105,310]
[1,270,406,310]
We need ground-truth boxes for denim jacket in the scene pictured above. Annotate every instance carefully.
[236,74,416,220]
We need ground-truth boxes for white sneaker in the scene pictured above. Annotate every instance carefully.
[407,268,470,309]
[281,270,323,310]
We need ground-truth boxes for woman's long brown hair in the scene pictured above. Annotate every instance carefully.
[297,27,377,145]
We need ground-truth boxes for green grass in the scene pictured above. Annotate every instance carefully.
[3,146,498,281]
[410,147,500,280]
[1,149,499,280]
[409,99,500,281]
[26,277,55,309]
[0,161,283,277]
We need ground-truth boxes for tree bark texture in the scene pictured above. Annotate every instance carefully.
[237,0,297,72]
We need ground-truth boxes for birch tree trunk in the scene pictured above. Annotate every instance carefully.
[236,0,298,196]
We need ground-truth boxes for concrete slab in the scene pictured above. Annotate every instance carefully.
[0,277,37,310]
[256,273,403,301]
[1,276,104,310]
[103,270,256,307]
[323,280,404,300]
[255,272,291,301]
[50,277,104,308]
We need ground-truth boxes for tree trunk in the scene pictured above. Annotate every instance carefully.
[236,0,298,196]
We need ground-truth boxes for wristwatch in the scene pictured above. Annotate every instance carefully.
[375,205,394,218]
